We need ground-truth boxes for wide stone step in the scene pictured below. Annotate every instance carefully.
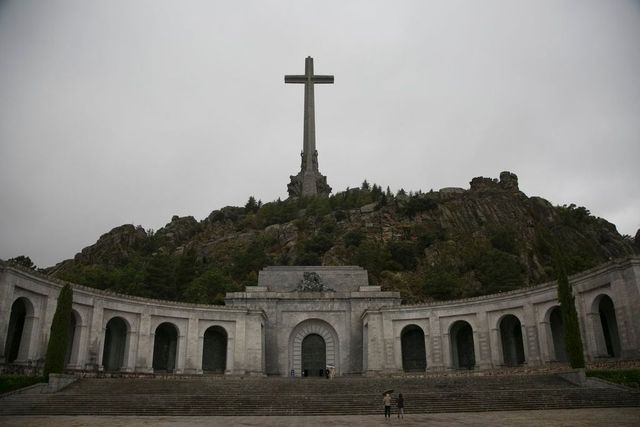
[1,375,638,416]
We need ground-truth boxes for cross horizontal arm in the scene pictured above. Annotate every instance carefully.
[312,75,334,84]
[284,75,335,84]
[285,75,306,84]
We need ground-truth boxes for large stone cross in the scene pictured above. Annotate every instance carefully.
[285,57,334,174]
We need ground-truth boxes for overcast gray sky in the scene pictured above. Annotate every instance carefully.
[1,0,639,268]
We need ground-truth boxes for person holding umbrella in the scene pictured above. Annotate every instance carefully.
[382,390,393,419]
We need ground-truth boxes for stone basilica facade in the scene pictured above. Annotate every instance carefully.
[1,257,639,377]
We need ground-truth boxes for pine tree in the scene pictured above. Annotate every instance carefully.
[556,258,586,369]
[43,284,73,377]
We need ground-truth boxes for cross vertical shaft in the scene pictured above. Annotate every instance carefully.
[285,57,334,197]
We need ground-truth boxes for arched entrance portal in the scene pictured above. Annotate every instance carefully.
[153,322,178,372]
[549,306,567,362]
[202,326,227,373]
[401,325,426,372]
[597,295,621,357]
[499,315,525,366]
[450,321,475,369]
[4,298,33,363]
[302,334,326,377]
[102,317,128,371]
[289,319,338,377]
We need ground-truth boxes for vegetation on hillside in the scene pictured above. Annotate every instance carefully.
[46,174,638,305]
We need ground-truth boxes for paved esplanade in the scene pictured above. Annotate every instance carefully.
[2,409,639,426]
[286,56,333,197]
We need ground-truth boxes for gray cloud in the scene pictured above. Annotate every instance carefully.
[1,0,639,267]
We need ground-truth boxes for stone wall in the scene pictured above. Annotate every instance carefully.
[1,257,639,377]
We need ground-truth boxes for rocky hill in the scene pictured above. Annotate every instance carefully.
[45,172,638,304]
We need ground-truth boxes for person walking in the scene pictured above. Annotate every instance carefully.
[397,393,404,419]
[383,392,392,419]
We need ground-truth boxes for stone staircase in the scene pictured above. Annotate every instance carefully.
[1,374,639,416]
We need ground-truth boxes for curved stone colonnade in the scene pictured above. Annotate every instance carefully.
[0,263,265,375]
[0,257,639,376]
[364,257,640,374]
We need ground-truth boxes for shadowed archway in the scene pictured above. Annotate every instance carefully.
[401,324,427,372]
[202,326,227,373]
[4,297,34,363]
[499,315,525,366]
[153,322,178,372]
[596,295,621,357]
[102,316,128,371]
[549,306,567,362]
[450,320,475,369]
[301,333,326,377]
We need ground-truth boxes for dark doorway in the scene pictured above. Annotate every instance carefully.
[301,334,326,377]
[549,306,567,362]
[5,298,29,363]
[500,315,525,366]
[598,296,621,357]
[451,321,475,369]
[102,317,128,371]
[202,326,227,373]
[401,325,427,372]
[65,311,78,365]
[153,322,178,372]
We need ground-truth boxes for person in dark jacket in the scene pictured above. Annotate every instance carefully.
[397,393,404,418]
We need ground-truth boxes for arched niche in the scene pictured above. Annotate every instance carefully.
[499,314,525,366]
[153,322,179,372]
[401,324,427,372]
[102,316,129,372]
[547,306,567,362]
[202,325,227,373]
[4,297,35,363]
[593,295,621,357]
[450,320,475,369]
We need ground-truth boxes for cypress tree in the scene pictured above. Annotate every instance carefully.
[43,284,73,377]
[555,258,586,369]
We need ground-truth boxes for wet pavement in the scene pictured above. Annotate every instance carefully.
[1,408,639,426]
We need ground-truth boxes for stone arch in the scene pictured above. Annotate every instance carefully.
[64,309,82,366]
[592,294,621,357]
[546,306,567,362]
[499,314,525,366]
[102,316,129,372]
[450,320,475,369]
[289,319,338,377]
[4,297,35,363]
[153,322,179,372]
[401,324,427,372]
[202,325,227,373]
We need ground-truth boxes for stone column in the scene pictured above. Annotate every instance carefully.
[230,317,245,375]
[427,316,443,371]
[523,303,541,366]
[0,272,15,362]
[243,313,266,375]
[489,324,502,367]
[363,311,384,375]
[89,300,104,369]
[135,310,153,373]
[123,329,138,372]
[475,311,492,370]
[183,317,199,374]
[175,330,186,374]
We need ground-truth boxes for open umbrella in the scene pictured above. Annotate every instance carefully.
[382,389,394,395]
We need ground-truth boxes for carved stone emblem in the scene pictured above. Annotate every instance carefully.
[294,272,334,292]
